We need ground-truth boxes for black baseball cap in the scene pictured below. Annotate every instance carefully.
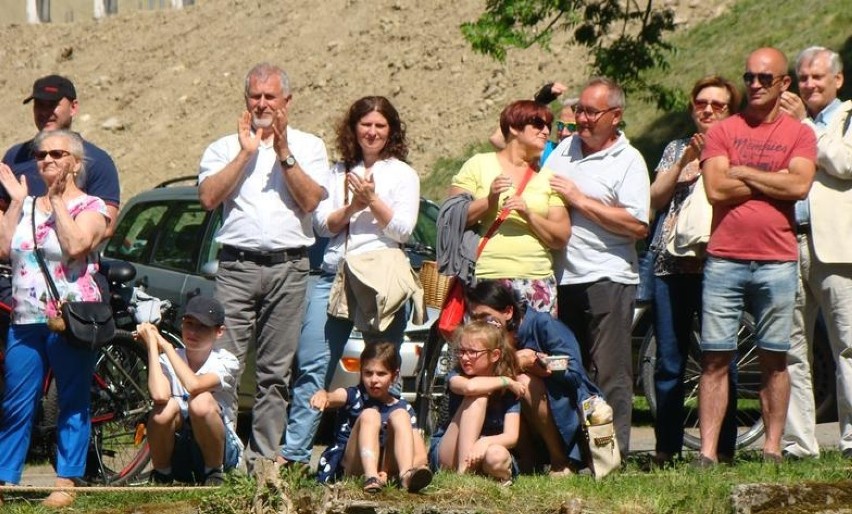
[183,296,225,327]
[23,75,77,104]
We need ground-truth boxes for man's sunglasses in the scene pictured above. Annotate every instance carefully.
[34,150,72,161]
[556,121,577,132]
[742,72,783,89]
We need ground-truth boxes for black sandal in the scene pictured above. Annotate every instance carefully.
[401,466,433,493]
[363,476,383,494]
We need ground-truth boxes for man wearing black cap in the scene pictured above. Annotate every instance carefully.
[136,295,243,486]
[2,74,120,235]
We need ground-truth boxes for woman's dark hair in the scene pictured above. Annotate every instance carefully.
[360,341,400,372]
[499,100,554,140]
[336,96,408,168]
[690,75,742,114]
[465,279,524,332]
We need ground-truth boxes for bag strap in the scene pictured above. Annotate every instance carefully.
[343,167,350,256]
[475,165,536,257]
[30,197,62,303]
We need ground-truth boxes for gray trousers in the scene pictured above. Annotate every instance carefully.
[785,233,852,456]
[214,256,309,467]
[558,280,636,458]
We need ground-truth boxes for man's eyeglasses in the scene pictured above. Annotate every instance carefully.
[452,348,491,359]
[573,106,619,122]
[34,150,72,161]
[527,116,548,131]
[692,99,729,113]
[742,72,784,89]
[556,121,577,132]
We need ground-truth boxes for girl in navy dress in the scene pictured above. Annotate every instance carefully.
[313,342,431,493]
[429,321,525,485]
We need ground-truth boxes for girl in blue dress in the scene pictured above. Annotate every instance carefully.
[313,342,431,493]
[429,321,525,485]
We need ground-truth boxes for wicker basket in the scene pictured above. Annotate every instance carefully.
[419,260,452,309]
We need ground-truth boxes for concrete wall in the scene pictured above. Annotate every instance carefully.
[1,0,194,25]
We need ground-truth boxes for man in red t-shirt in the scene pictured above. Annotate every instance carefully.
[695,47,817,466]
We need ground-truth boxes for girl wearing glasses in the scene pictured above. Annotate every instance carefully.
[0,130,109,507]
[429,320,524,485]
[646,76,741,466]
[465,279,601,476]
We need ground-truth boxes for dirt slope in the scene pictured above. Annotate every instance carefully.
[0,0,730,201]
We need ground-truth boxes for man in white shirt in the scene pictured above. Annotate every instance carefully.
[198,63,330,468]
[545,77,651,458]
[780,46,852,460]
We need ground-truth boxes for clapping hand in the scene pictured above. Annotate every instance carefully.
[348,171,377,210]
[237,111,261,154]
[272,108,290,160]
[780,91,808,121]
[0,164,27,204]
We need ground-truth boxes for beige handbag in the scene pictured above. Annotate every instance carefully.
[666,175,712,258]
[327,262,350,319]
[580,396,621,480]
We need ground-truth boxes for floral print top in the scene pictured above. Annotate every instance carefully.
[10,195,108,324]
[650,138,704,276]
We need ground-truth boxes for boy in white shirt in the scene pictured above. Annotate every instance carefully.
[137,296,242,486]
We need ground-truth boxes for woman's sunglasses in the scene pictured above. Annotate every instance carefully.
[527,116,549,131]
[34,150,72,161]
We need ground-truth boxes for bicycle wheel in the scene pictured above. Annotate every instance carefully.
[85,330,153,484]
[640,313,764,451]
[414,326,452,436]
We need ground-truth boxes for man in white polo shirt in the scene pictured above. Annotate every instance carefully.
[545,76,651,458]
[198,62,329,469]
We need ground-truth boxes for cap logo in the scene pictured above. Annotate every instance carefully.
[44,86,59,93]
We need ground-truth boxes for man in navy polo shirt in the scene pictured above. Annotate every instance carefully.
[2,74,120,236]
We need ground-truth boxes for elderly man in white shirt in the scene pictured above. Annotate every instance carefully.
[198,62,330,469]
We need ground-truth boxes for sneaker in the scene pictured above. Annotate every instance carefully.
[150,469,174,485]
[690,454,718,469]
[203,468,225,487]
[842,448,852,460]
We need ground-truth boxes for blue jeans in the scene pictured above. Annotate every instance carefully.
[652,274,737,457]
[0,324,95,483]
[280,272,408,463]
[701,258,797,352]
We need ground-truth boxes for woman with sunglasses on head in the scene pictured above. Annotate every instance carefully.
[465,279,602,476]
[647,76,742,467]
[447,100,570,316]
[0,130,109,508]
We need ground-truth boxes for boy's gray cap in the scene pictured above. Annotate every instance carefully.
[183,296,225,327]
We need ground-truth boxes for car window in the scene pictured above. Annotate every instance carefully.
[103,202,169,261]
[199,208,223,268]
[151,202,209,273]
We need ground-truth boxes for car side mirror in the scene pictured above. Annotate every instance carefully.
[200,260,219,277]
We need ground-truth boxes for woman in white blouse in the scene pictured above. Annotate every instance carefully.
[279,96,422,470]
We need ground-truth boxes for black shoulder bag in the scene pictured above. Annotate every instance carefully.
[31,197,115,351]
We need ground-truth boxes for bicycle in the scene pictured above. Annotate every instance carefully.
[414,298,766,451]
[0,259,183,485]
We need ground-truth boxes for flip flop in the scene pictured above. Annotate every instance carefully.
[403,466,433,493]
[363,475,383,494]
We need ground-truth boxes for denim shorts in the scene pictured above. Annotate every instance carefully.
[171,416,243,483]
[701,257,797,353]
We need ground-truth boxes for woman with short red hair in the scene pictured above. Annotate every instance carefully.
[447,100,570,315]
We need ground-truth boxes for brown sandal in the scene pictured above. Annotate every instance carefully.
[363,475,383,494]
